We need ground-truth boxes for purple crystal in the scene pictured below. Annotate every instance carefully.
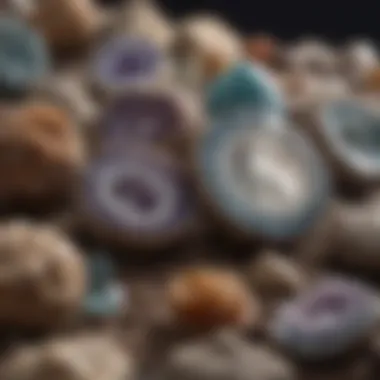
[94,36,162,88]
[306,293,350,317]
[81,150,195,234]
[99,93,184,151]
[113,177,158,211]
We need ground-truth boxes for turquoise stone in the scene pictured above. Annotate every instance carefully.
[84,253,125,317]
[0,17,49,97]
[206,61,284,118]
[84,283,125,317]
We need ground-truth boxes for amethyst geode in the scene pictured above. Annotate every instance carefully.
[92,35,163,92]
[98,92,186,152]
[269,276,379,360]
[79,148,196,247]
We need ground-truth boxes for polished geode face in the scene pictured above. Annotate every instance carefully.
[98,93,184,151]
[197,125,330,240]
[81,151,194,234]
[269,276,378,360]
[321,99,380,176]
[0,17,49,95]
[92,36,162,90]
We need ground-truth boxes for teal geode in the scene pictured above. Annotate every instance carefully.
[205,61,284,118]
[0,17,49,97]
[84,253,126,317]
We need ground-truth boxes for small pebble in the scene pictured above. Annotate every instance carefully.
[341,39,379,86]
[31,0,105,52]
[167,266,259,329]
[174,14,242,87]
[333,192,380,270]
[116,0,175,51]
[249,250,307,298]
[284,39,337,75]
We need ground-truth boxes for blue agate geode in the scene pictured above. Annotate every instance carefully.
[0,16,49,97]
[320,99,380,180]
[196,124,330,241]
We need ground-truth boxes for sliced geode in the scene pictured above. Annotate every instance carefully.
[269,276,379,360]
[78,148,197,249]
[301,98,380,187]
[97,88,199,154]
[91,35,170,97]
[195,124,330,242]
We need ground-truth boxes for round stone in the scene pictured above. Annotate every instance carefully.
[315,98,380,185]
[79,148,196,248]
[98,91,187,152]
[269,276,379,360]
[91,35,164,94]
[205,61,284,118]
[196,125,330,241]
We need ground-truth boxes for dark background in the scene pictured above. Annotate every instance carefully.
[158,0,378,42]
[100,0,380,43]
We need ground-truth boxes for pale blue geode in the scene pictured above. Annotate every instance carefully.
[84,252,126,317]
[196,125,330,241]
[205,61,284,118]
[269,276,379,360]
[0,16,49,96]
[321,99,380,173]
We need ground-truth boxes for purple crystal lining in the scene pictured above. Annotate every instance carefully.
[289,278,371,330]
[113,177,158,211]
[301,281,356,314]
[99,93,183,148]
[82,152,195,234]
[305,293,350,317]
[94,37,162,87]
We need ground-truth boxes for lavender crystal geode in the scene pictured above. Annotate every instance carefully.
[80,149,195,240]
[92,36,163,92]
[98,92,185,152]
[269,276,379,360]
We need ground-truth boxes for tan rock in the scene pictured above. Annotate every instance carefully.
[0,220,86,328]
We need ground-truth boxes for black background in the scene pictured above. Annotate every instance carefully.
[101,0,380,44]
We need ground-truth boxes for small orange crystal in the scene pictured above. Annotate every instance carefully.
[168,267,257,329]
